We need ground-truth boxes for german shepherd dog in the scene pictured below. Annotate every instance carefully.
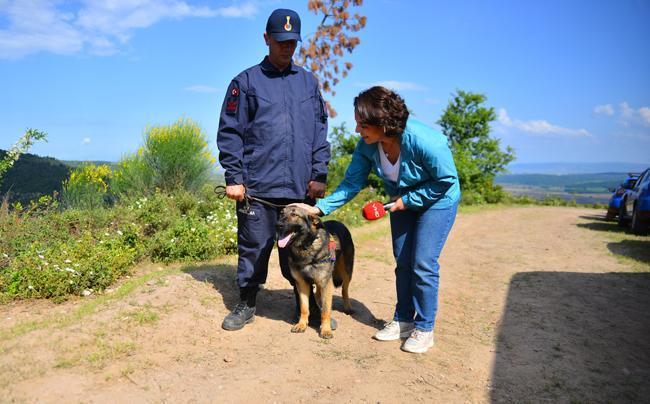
[276,206,354,339]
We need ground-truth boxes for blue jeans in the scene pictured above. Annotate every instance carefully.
[389,202,458,331]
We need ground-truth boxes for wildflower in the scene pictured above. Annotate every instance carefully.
[170,238,176,243]
[28,285,34,290]
[69,280,73,284]
[2,253,7,258]
[38,254,45,260]
[82,290,92,296]
[117,230,123,236]
[73,263,80,267]
[64,267,76,273]
[191,228,196,232]
[64,259,72,263]
[104,232,110,236]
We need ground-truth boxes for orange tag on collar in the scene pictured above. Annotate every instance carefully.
[328,239,337,261]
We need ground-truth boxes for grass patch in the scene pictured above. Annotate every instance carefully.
[87,340,136,369]
[120,303,160,326]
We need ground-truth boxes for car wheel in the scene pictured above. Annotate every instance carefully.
[617,199,629,227]
[630,204,648,235]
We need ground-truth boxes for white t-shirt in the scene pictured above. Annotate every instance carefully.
[378,142,401,183]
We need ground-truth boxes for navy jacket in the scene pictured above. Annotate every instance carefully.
[217,57,330,199]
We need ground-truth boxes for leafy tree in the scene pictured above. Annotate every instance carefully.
[297,0,366,117]
[438,90,515,204]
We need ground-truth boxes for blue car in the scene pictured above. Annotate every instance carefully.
[606,173,640,220]
[618,168,650,234]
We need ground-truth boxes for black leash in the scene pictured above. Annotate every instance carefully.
[214,185,289,214]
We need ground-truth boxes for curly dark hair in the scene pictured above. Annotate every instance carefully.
[354,86,409,138]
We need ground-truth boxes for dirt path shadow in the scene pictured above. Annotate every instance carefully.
[491,272,650,403]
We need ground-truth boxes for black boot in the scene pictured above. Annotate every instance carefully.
[292,286,337,331]
[222,287,257,331]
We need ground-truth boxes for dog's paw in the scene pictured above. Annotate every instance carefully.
[319,329,334,339]
[291,323,307,333]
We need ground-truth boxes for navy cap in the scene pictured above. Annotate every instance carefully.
[266,8,301,42]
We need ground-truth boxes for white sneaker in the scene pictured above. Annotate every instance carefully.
[401,329,434,353]
[373,320,415,341]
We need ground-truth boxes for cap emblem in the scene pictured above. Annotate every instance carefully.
[284,16,292,31]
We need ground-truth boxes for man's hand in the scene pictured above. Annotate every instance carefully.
[307,181,326,199]
[225,184,245,201]
[388,197,406,212]
[288,203,322,216]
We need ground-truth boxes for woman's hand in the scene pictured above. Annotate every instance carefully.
[288,203,322,216]
[388,197,406,212]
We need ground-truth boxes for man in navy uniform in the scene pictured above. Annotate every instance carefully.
[217,8,331,331]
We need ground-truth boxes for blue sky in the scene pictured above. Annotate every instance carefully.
[1,0,649,166]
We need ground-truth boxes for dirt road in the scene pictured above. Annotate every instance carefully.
[1,206,649,403]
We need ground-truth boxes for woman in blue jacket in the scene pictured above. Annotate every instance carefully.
[293,86,460,353]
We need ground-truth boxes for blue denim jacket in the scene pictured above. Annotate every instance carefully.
[316,118,460,215]
[217,57,330,199]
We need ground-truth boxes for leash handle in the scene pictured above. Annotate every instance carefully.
[213,185,288,209]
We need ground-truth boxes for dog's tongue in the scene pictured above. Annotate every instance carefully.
[277,233,294,248]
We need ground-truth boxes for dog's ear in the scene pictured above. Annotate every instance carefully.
[309,214,323,230]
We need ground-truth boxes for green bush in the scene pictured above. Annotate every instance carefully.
[2,230,139,300]
[112,118,216,199]
[61,164,112,209]
[110,154,153,201]
[0,188,243,301]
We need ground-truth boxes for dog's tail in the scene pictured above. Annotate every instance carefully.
[324,221,354,287]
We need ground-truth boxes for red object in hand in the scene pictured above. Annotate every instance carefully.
[361,201,395,220]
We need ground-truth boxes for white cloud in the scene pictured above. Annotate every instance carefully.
[82,137,91,145]
[639,107,650,125]
[498,108,590,137]
[618,101,650,127]
[0,0,259,59]
[185,85,219,93]
[594,104,614,116]
[214,3,258,18]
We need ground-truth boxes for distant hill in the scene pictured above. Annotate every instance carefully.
[494,172,638,204]
[495,172,629,193]
[0,150,224,205]
[0,150,72,205]
[506,162,649,175]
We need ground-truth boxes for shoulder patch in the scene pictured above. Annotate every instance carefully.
[225,84,240,115]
